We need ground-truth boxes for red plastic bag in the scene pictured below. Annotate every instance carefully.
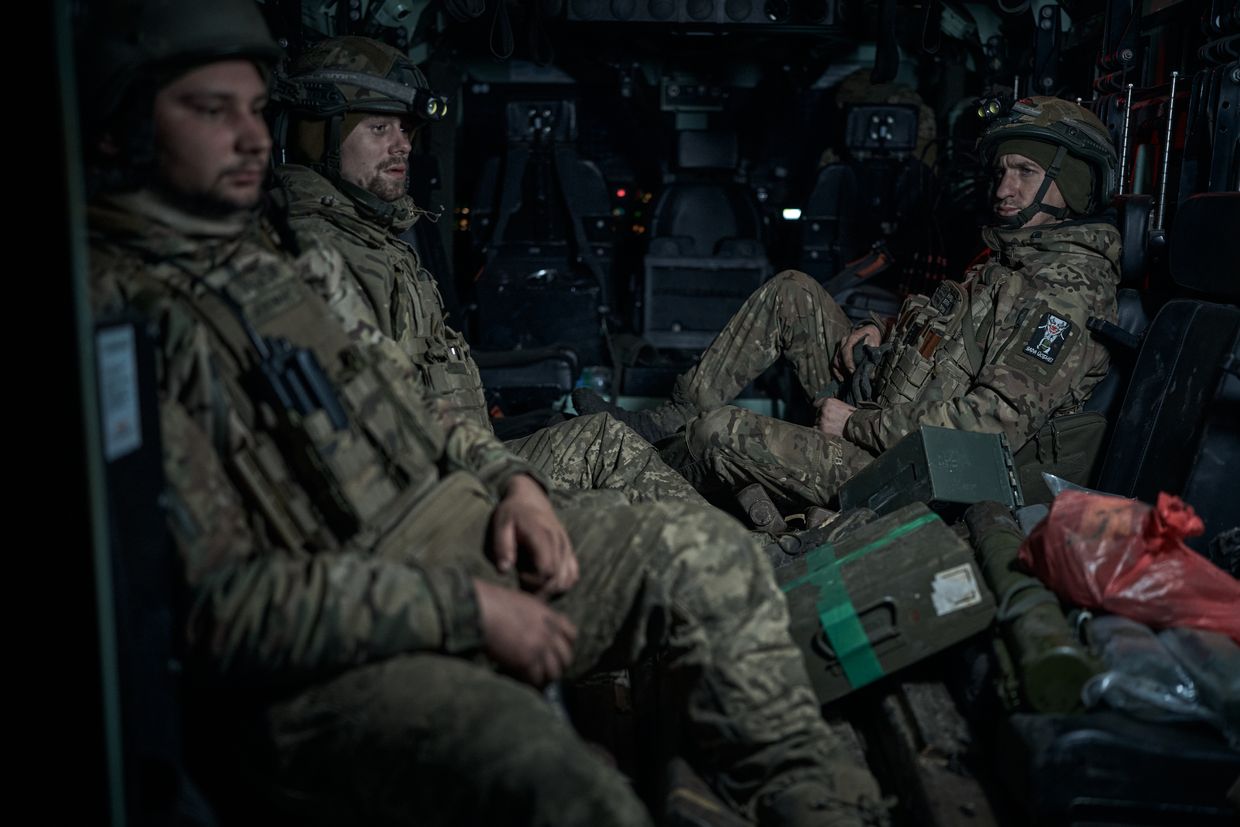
[1019,490,1240,643]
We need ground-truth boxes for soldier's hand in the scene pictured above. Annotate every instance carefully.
[815,398,857,437]
[490,474,580,597]
[831,324,882,380]
[474,579,578,687]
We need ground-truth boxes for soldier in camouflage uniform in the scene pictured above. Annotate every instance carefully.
[577,97,1121,512]
[268,36,702,507]
[80,2,883,825]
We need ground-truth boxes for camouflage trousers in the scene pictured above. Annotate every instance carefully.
[507,411,709,506]
[252,489,848,825]
[663,271,874,510]
[670,270,854,413]
[667,407,874,512]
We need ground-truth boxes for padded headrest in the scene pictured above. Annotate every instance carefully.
[844,104,919,155]
[506,100,577,143]
[1170,193,1240,300]
[1114,194,1152,288]
[677,130,739,170]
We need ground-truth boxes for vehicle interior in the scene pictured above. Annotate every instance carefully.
[55,0,1238,824]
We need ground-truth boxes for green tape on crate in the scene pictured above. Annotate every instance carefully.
[814,569,885,687]
[782,512,939,688]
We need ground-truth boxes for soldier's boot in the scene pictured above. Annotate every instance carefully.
[736,483,788,534]
[762,507,879,569]
[804,506,834,529]
[571,388,696,445]
[661,757,753,827]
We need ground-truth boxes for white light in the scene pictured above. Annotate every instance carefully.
[782,208,803,220]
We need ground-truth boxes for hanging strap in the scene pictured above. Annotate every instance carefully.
[961,285,984,376]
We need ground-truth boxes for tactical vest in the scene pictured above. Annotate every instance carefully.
[874,275,995,409]
[130,244,480,557]
[280,167,492,429]
[334,216,489,430]
[398,260,489,430]
[873,265,1105,498]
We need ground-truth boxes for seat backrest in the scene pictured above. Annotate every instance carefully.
[1113,194,1153,288]
[801,164,859,282]
[1083,288,1150,419]
[648,130,764,256]
[1169,192,1240,302]
[1094,190,1240,549]
[1093,299,1240,547]
[799,103,928,286]
[650,182,762,256]
[1081,197,1156,423]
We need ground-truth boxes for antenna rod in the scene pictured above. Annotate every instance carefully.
[1117,83,1134,195]
[1155,71,1180,230]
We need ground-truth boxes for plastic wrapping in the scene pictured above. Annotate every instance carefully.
[1019,490,1240,643]
[1082,615,1240,748]
[1040,471,1091,498]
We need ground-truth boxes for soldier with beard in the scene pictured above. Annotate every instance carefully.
[79,2,886,825]
[270,37,707,508]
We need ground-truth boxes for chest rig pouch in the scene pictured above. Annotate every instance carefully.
[876,281,976,408]
[419,335,489,428]
[188,260,448,555]
[401,266,488,426]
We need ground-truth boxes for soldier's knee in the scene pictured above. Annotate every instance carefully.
[771,269,817,291]
[361,657,649,825]
[490,733,652,827]
[770,269,834,312]
[644,500,768,585]
[685,406,755,460]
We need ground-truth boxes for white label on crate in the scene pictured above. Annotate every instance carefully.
[930,563,983,616]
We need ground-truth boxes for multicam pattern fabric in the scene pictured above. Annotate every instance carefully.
[658,220,1119,510]
[276,164,489,427]
[90,189,871,824]
[508,411,710,506]
[279,163,708,505]
[846,219,1120,454]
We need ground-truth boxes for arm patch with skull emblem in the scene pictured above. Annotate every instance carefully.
[1002,306,1080,383]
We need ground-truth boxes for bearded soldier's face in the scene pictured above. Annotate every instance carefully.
[152,60,271,213]
[339,114,416,203]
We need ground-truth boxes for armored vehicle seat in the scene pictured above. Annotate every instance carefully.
[642,130,772,350]
[1093,192,1240,556]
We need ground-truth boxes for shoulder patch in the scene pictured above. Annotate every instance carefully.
[1023,312,1072,365]
[1001,304,1081,384]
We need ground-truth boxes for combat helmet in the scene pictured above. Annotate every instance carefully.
[81,0,283,135]
[273,36,446,178]
[977,96,1118,225]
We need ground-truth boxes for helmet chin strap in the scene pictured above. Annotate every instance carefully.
[336,176,405,225]
[309,113,405,225]
[1006,144,1071,227]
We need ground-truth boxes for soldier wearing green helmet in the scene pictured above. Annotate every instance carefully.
[574,95,1121,515]
[79,0,283,204]
[271,36,720,507]
[81,5,887,826]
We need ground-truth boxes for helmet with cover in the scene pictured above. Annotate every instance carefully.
[977,96,1117,225]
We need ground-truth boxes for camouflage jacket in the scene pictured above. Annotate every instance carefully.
[844,219,1120,454]
[276,164,490,428]
[89,191,539,689]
